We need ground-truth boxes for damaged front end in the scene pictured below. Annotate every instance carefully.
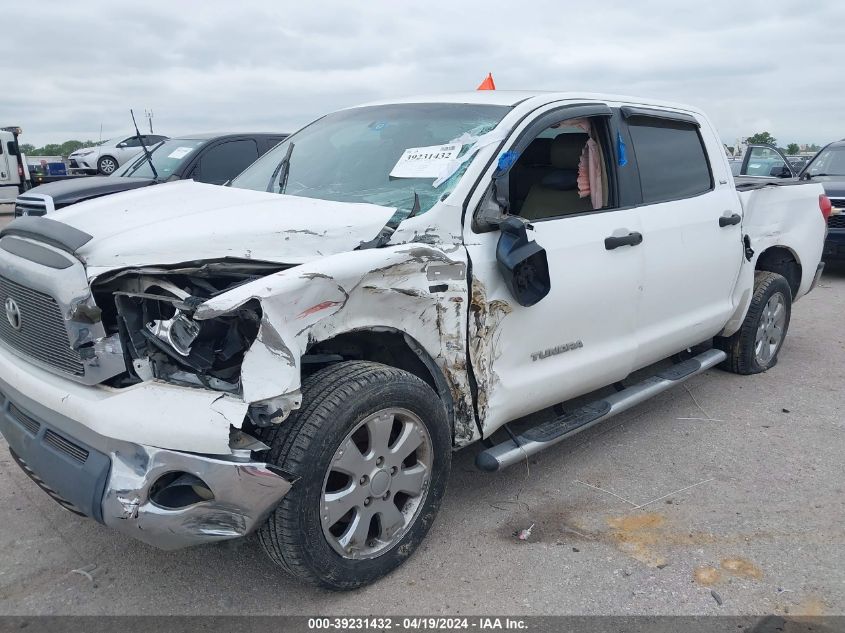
[92,260,300,433]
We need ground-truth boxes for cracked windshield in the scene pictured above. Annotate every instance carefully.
[230,103,510,217]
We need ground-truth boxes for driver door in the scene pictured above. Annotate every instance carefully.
[463,105,644,435]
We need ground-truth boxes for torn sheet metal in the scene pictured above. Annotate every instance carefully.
[467,277,513,424]
[196,241,480,445]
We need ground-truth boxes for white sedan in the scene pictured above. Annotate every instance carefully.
[68,133,168,174]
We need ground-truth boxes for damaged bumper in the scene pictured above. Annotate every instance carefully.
[103,445,291,550]
[0,343,292,550]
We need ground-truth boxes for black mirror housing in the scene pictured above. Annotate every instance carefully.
[496,217,551,307]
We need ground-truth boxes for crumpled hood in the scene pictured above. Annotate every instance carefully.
[49,180,396,276]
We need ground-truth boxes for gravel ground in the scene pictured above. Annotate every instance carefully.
[0,229,842,616]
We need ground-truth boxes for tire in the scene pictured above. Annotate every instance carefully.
[97,155,118,175]
[716,271,792,375]
[257,361,451,590]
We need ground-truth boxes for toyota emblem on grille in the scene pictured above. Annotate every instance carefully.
[5,297,21,330]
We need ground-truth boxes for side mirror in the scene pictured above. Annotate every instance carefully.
[496,217,551,307]
[772,165,792,178]
[117,142,127,148]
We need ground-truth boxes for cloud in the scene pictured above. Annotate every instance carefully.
[3,0,843,147]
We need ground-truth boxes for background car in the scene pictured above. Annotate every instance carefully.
[799,139,845,262]
[731,144,795,179]
[14,132,288,216]
[67,134,168,175]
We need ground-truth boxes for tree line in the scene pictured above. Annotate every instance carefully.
[18,140,99,157]
[743,132,821,155]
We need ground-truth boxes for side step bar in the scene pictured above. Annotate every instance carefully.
[475,348,727,472]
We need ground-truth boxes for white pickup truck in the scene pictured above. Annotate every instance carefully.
[0,92,828,590]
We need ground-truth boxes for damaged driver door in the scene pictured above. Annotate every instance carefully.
[463,104,644,436]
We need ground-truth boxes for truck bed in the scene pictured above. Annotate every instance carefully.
[734,176,812,191]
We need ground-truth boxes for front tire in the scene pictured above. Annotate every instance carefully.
[716,271,792,374]
[97,155,118,175]
[257,361,451,590]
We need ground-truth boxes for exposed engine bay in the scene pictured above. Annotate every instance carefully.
[92,260,290,395]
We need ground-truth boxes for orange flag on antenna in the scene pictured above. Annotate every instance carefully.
[477,73,496,90]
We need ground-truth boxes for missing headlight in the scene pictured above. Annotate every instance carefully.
[111,285,261,392]
[147,312,201,356]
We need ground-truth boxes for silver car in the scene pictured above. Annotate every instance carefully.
[68,134,167,175]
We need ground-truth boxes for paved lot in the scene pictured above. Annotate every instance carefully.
[0,219,842,615]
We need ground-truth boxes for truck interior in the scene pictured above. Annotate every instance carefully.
[508,117,610,220]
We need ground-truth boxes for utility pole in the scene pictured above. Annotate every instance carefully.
[145,109,154,134]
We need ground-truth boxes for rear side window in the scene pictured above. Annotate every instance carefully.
[628,118,712,203]
[194,139,259,184]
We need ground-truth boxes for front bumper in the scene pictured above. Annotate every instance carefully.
[68,155,95,170]
[0,345,292,550]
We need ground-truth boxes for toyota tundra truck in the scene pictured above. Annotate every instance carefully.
[0,92,828,590]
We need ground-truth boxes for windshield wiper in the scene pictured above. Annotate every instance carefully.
[357,192,421,251]
[275,143,295,193]
[406,191,421,220]
[129,109,159,181]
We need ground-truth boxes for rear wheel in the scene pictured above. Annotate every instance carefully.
[257,361,451,590]
[716,271,792,374]
[97,155,117,175]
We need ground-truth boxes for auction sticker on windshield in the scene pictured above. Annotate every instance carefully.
[168,147,195,159]
[390,144,462,179]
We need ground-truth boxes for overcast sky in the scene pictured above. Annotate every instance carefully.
[3,0,843,148]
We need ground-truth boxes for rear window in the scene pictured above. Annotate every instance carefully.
[628,118,712,204]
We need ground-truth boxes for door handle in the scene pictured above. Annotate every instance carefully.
[719,213,742,227]
[604,232,643,250]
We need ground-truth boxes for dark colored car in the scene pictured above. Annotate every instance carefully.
[799,140,845,262]
[13,132,288,217]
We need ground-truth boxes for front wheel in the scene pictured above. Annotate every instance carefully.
[257,361,451,590]
[716,271,792,374]
[97,155,118,175]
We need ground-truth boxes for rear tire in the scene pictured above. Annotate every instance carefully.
[257,361,451,590]
[716,271,792,375]
[97,155,117,175]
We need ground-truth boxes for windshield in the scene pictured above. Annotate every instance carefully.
[114,138,205,179]
[231,103,510,215]
[806,145,845,177]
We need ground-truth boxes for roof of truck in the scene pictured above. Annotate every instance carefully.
[356,91,703,114]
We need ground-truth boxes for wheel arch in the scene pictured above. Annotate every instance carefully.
[754,245,801,299]
[303,327,461,442]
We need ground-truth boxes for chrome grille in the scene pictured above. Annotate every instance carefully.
[13,197,47,218]
[43,429,89,463]
[0,274,84,375]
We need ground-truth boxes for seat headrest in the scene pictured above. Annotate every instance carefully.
[550,133,588,168]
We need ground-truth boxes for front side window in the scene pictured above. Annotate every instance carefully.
[194,139,259,184]
[628,118,712,204]
[507,117,612,221]
[805,145,845,177]
[231,103,511,216]
[120,137,141,148]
